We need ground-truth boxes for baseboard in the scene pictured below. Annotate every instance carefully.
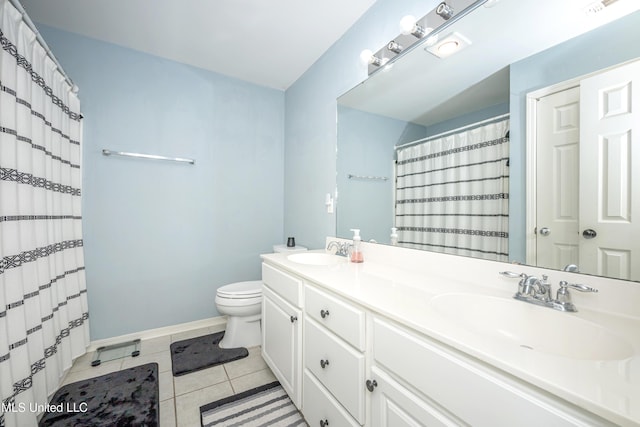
[87,316,227,351]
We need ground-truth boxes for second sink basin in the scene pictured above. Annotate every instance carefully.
[430,293,633,361]
[287,252,347,266]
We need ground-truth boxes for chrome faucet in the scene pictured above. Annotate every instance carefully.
[326,240,351,257]
[499,271,598,312]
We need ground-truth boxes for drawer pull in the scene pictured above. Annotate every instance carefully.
[320,359,330,369]
[320,309,330,318]
[290,315,298,323]
[366,379,378,392]
[320,419,329,427]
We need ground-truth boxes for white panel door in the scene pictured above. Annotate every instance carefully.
[536,86,581,270]
[580,59,640,281]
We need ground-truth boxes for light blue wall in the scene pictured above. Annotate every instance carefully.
[424,103,509,137]
[284,0,440,250]
[38,26,285,340]
[336,106,427,243]
[509,11,640,263]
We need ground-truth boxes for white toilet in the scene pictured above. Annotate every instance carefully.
[215,244,307,349]
[215,281,263,349]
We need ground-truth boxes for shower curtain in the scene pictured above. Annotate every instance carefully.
[395,118,510,261]
[0,1,89,426]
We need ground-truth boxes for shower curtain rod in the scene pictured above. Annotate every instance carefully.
[394,113,510,150]
[8,0,75,89]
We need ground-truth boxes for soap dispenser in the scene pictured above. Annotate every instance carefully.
[390,227,398,246]
[350,228,364,263]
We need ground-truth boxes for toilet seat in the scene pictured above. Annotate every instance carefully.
[216,280,263,299]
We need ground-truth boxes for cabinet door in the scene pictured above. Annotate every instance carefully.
[262,286,302,408]
[369,367,466,427]
[372,317,615,426]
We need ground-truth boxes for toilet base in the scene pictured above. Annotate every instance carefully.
[219,313,262,349]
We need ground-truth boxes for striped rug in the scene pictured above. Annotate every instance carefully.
[200,381,307,426]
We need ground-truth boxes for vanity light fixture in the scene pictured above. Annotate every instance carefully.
[360,49,388,67]
[436,2,455,20]
[361,0,488,76]
[425,32,471,58]
[583,0,619,15]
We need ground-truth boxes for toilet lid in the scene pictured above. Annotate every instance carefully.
[217,280,263,299]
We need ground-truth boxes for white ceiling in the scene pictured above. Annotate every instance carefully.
[19,0,378,90]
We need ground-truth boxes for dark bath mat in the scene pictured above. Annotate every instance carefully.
[39,363,158,427]
[170,331,249,377]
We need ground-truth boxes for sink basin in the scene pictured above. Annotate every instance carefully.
[287,252,347,266]
[430,293,633,361]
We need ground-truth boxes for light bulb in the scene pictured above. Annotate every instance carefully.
[399,15,417,35]
[423,28,438,47]
[400,15,426,38]
[359,49,386,67]
[424,28,439,46]
[360,49,374,65]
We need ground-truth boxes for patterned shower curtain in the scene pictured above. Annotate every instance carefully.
[395,117,510,261]
[0,1,89,426]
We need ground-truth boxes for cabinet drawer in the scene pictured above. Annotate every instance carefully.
[305,284,365,351]
[305,318,365,424]
[303,370,359,427]
[262,263,302,307]
[372,317,612,427]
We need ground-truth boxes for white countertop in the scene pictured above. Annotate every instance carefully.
[261,247,640,426]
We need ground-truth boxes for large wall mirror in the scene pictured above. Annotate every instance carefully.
[336,0,640,281]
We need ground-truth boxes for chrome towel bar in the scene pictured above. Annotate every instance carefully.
[348,174,388,181]
[102,149,195,165]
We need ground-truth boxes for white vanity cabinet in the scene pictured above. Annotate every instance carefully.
[261,263,303,408]
[368,316,616,427]
[303,283,367,426]
[261,258,621,426]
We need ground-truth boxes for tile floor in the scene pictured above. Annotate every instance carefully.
[63,324,277,427]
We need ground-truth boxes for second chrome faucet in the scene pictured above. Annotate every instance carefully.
[499,271,598,312]
[326,240,351,257]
